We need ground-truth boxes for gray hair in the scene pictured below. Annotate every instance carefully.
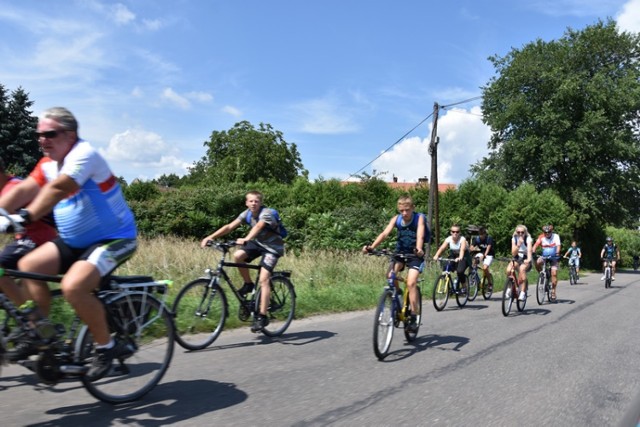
[39,107,79,132]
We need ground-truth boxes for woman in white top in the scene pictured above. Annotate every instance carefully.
[508,225,533,301]
[433,224,470,289]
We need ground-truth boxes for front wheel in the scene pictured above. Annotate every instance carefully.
[481,276,493,300]
[373,290,395,360]
[172,278,228,350]
[569,267,577,285]
[432,276,449,311]
[403,287,422,342]
[516,282,528,312]
[78,293,175,404]
[502,278,514,317]
[468,272,479,302]
[536,273,546,305]
[256,275,296,337]
[605,267,612,289]
[455,276,469,308]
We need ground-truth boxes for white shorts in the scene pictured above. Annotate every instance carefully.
[475,253,494,267]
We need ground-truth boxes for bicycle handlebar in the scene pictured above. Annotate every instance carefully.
[205,240,238,252]
[0,207,26,234]
[365,249,421,260]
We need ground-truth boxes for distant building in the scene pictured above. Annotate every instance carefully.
[342,176,457,192]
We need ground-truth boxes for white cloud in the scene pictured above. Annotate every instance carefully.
[292,96,360,134]
[161,87,191,109]
[222,105,242,117]
[617,0,640,32]
[371,106,491,184]
[186,91,213,102]
[111,4,135,25]
[100,128,191,180]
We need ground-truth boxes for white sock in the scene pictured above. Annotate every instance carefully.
[95,339,115,350]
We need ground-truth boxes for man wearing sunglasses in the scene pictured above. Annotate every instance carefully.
[0,107,137,380]
[533,224,562,300]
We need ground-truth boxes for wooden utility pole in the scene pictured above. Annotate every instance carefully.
[426,102,440,256]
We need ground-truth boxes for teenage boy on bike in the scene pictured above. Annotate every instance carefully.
[563,241,582,278]
[600,237,620,281]
[201,190,285,333]
[363,195,428,333]
[469,226,495,292]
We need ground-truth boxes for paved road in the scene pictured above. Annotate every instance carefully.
[1,270,640,426]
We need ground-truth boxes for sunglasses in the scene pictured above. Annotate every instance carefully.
[36,130,64,139]
[450,230,460,234]
[516,231,524,234]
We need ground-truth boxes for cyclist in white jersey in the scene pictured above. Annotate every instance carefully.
[0,107,137,379]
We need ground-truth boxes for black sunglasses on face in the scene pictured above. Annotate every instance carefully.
[36,130,63,139]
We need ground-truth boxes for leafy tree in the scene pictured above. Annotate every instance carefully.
[188,121,307,185]
[474,20,640,234]
[0,85,39,176]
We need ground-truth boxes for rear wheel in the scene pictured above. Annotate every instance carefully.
[78,293,174,404]
[502,278,514,317]
[172,278,227,350]
[455,276,469,308]
[403,287,422,342]
[257,275,296,337]
[373,290,395,360]
[468,272,479,302]
[536,273,546,305]
[481,276,493,300]
[432,276,449,311]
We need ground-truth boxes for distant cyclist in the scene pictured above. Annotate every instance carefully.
[433,224,471,292]
[600,237,620,281]
[533,224,561,300]
[563,241,582,277]
[469,226,495,291]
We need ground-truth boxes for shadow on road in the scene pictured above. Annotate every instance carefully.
[380,333,470,362]
[25,379,247,427]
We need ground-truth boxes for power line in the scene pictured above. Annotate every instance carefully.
[348,95,482,179]
[348,112,433,178]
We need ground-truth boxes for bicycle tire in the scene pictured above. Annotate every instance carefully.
[257,275,296,337]
[172,278,227,350]
[502,278,514,317]
[403,286,422,342]
[373,289,395,360]
[569,266,577,285]
[605,267,611,289]
[536,272,546,305]
[455,276,469,308]
[468,272,479,302]
[516,282,527,312]
[432,275,449,311]
[77,293,174,404]
[481,276,493,300]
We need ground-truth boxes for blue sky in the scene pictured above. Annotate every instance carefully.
[1,0,638,184]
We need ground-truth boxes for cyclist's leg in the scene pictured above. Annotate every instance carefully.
[405,267,420,314]
[550,259,559,297]
[16,240,60,317]
[574,258,580,274]
[64,239,137,347]
[482,255,494,287]
[611,260,617,279]
[232,247,253,285]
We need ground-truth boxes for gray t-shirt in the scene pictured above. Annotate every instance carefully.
[238,207,285,256]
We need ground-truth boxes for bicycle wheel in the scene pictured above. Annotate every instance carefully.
[516,282,527,312]
[172,278,227,350]
[432,275,449,311]
[502,278,514,317]
[569,267,577,285]
[373,290,395,360]
[257,275,296,337]
[403,286,422,342]
[468,272,479,302]
[536,273,546,305]
[605,267,611,289]
[77,293,174,404]
[481,276,493,300]
[455,277,469,308]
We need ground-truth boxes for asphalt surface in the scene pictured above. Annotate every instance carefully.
[1,269,640,426]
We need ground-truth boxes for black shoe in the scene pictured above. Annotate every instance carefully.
[407,315,418,333]
[239,282,255,297]
[6,336,39,362]
[251,315,269,333]
[86,339,135,381]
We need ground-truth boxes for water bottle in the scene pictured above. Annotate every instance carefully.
[453,277,459,291]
